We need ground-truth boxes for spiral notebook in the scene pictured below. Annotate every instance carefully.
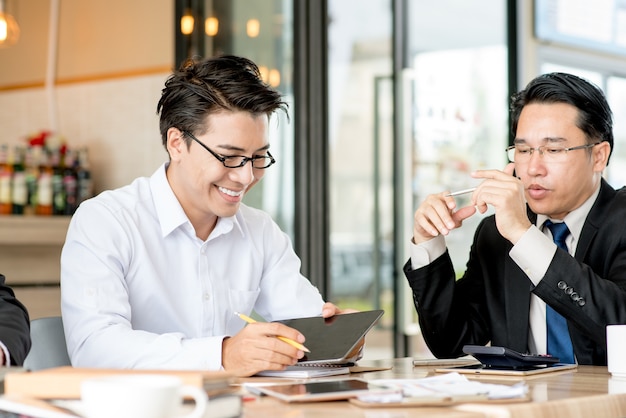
[255,365,351,378]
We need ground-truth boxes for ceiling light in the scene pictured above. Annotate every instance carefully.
[0,0,20,48]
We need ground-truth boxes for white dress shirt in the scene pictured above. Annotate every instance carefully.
[0,343,9,366]
[511,186,598,357]
[61,163,325,370]
[410,186,599,356]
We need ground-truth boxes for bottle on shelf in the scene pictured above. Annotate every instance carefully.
[76,147,93,205]
[23,146,40,216]
[50,149,66,215]
[11,146,27,215]
[62,149,78,215]
[36,149,53,216]
[0,144,13,215]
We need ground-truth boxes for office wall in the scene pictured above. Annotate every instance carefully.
[0,0,174,192]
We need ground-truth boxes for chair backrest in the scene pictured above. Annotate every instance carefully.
[23,316,71,371]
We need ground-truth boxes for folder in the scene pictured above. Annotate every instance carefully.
[4,366,234,399]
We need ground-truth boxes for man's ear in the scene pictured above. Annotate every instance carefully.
[593,140,611,171]
[166,128,186,160]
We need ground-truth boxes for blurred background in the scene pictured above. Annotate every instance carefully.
[1,0,625,361]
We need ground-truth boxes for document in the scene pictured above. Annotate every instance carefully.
[352,372,528,407]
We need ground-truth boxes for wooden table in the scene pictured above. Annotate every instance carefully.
[240,358,626,417]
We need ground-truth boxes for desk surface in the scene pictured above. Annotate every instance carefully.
[239,358,626,418]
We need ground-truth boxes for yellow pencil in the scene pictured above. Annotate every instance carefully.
[234,312,311,353]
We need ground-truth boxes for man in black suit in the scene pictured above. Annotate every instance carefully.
[0,274,30,365]
[403,72,626,365]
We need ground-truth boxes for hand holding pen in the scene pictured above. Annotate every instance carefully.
[235,312,310,352]
[221,312,310,377]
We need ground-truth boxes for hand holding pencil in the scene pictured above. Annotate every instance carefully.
[221,311,310,377]
[234,312,310,352]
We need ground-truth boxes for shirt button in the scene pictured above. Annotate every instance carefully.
[204,293,211,300]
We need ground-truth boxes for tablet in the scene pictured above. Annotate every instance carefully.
[245,378,398,402]
[275,310,384,365]
[435,362,577,376]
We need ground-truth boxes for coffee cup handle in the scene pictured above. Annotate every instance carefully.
[178,385,208,418]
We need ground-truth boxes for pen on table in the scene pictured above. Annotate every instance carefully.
[445,187,477,197]
[234,312,311,353]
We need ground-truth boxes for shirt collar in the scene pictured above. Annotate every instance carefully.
[150,163,188,237]
[149,163,246,239]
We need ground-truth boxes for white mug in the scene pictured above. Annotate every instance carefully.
[607,324,626,379]
[81,374,208,418]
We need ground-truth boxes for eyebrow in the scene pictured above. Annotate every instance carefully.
[216,144,271,153]
[513,137,567,145]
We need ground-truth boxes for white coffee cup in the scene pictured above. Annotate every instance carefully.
[81,374,208,418]
[607,324,626,380]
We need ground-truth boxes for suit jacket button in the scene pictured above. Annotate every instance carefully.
[557,281,567,289]
[565,287,574,295]
[577,298,586,306]
[570,292,579,301]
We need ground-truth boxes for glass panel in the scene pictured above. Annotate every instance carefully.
[405,0,509,357]
[327,0,394,360]
[606,76,626,187]
[178,0,295,236]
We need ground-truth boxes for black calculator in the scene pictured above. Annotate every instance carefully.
[462,345,561,368]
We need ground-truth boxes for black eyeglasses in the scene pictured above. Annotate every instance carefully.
[183,131,276,169]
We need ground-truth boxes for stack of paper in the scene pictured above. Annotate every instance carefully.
[355,372,528,406]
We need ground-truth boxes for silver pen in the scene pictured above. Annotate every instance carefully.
[445,187,477,197]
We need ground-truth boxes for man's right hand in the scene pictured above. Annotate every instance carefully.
[412,192,477,244]
[221,322,306,377]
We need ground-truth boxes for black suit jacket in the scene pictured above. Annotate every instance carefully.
[0,274,31,365]
[404,179,626,365]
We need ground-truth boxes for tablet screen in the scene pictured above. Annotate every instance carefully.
[269,379,369,396]
[276,310,384,364]
[252,378,397,402]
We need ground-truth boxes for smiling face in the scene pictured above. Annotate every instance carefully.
[165,111,271,238]
[514,102,610,220]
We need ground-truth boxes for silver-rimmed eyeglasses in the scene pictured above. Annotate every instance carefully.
[183,131,276,169]
[506,142,600,163]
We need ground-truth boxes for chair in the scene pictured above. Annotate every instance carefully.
[23,316,71,371]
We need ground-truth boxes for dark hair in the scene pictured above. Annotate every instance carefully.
[510,72,613,162]
[156,55,288,149]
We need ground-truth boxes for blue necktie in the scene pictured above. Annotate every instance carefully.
[544,220,575,364]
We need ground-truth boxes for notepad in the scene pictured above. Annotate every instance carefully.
[255,365,351,378]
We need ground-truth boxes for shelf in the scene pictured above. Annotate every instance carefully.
[0,215,71,245]
[0,216,72,285]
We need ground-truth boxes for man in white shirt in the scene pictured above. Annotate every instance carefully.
[403,72,626,365]
[61,55,350,377]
